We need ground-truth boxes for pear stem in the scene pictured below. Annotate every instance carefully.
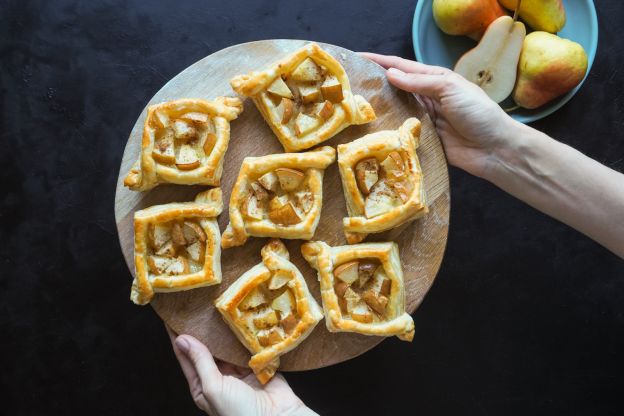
[512,0,522,23]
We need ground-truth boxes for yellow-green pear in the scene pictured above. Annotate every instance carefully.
[433,0,506,40]
[455,16,526,103]
[513,32,588,109]
[499,0,566,33]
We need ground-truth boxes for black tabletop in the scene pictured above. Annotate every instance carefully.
[1,1,623,415]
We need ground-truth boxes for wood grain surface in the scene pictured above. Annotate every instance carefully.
[114,40,450,371]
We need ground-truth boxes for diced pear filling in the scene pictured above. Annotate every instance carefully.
[241,168,314,226]
[333,259,392,322]
[265,57,343,137]
[151,109,216,170]
[237,270,300,346]
[146,219,206,276]
[354,151,413,219]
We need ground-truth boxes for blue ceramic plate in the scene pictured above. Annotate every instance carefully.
[412,0,598,123]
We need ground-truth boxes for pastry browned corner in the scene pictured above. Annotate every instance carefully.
[124,97,243,191]
[302,240,414,341]
[221,146,336,248]
[130,188,223,305]
[215,239,323,384]
[230,42,376,152]
[337,118,428,243]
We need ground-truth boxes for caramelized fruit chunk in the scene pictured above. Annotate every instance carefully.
[362,290,388,315]
[299,84,322,104]
[267,77,294,99]
[275,168,305,192]
[172,120,197,141]
[350,301,374,323]
[258,327,284,347]
[291,58,323,82]
[271,290,295,317]
[242,194,265,221]
[239,287,268,310]
[313,100,334,120]
[355,158,380,195]
[268,201,302,225]
[358,261,379,288]
[278,98,295,124]
[258,171,280,193]
[176,145,201,171]
[380,151,405,178]
[364,180,401,218]
[268,270,292,290]
[334,281,349,298]
[155,240,176,257]
[294,113,321,137]
[320,75,343,103]
[253,309,279,329]
[333,261,359,284]
[147,255,173,275]
[149,223,171,250]
[152,129,176,164]
[280,313,298,334]
[186,241,205,264]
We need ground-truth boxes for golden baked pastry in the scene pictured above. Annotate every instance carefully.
[215,239,323,384]
[302,240,414,341]
[337,118,428,244]
[230,43,376,152]
[130,188,223,305]
[222,146,336,249]
[124,97,243,191]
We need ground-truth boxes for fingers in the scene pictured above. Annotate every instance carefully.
[359,52,449,76]
[386,68,445,98]
[175,334,223,393]
[169,332,200,388]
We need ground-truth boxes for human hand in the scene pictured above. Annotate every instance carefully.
[166,326,317,416]
[361,53,520,178]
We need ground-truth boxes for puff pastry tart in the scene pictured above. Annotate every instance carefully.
[337,118,428,244]
[130,188,223,305]
[221,146,336,249]
[215,239,323,384]
[302,240,414,341]
[124,97,243,191]
[230,43,376,152]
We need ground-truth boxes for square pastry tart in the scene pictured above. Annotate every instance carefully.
[221,146,336,248]
[130,188,223,305]
[337,118,428,244]
[230,42,376,152]
[124,97,243,191]
[302,240,414,341]
[215,239,323,384]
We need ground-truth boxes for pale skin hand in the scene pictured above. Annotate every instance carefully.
[166,326,318,416]
[362,53,624,258]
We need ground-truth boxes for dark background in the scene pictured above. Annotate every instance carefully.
[1,0,623,414]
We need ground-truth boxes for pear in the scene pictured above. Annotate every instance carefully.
[433,0,506,40]
[499,0,565,33]
[454,15,526,103]
[513,32,588,109]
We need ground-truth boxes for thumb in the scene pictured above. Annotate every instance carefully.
[175,335,223,395]
[386,67,444,98]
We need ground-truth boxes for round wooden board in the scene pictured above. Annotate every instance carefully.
[115,40,450,371]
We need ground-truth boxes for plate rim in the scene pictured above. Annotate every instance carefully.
[411,0,598,124]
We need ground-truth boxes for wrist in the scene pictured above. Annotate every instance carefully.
[482,118,544,184]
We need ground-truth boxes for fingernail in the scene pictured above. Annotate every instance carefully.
[387,67,406,77]
[175,336,190,354]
